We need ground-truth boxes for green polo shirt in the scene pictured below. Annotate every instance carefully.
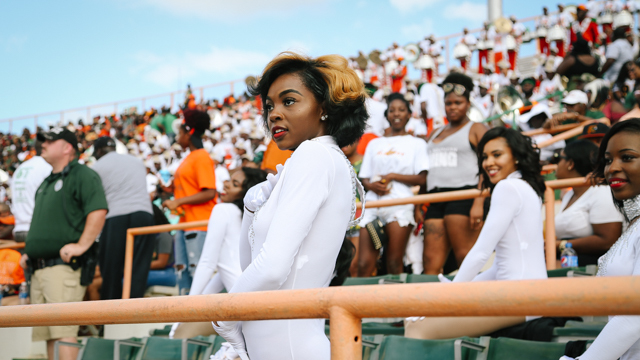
[25,159,108,259]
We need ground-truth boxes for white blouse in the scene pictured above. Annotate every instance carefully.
[359,135,429,200]
[453,172,548,283]
[229,136,356,360]
[555,186,623,240]
[578,220,640,360]
[190,203,243,296]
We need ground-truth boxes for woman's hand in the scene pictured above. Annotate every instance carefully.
[368,181,390,196]
[212,321,250,360]
[469,200,484,231]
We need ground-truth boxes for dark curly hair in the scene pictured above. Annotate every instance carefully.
[384,93,412,119]
[476,127,546,199]
[230,167,269,214]
[249,52,368,148]
[564,140,599,177]
[442,72,474,101]
[593,118,640,220]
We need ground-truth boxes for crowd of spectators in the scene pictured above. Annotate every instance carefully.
[1,2,640,359]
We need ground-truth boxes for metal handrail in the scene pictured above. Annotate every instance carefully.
[121,177,588,299]
[1,276,639,360]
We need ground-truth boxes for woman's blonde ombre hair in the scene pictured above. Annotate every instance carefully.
[249,52,368,147]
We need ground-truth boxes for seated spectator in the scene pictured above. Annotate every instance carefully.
[0,203,15,240]
[146,204,176,288]
[518,103,565,162]
[552,140,623,266]
[170,167,267,339]
[544,90,609,129]
[0,248,26,305]
[601,27,634,86]
[406,127,547,339]
[577,122,610,147]
[555,38,599,91]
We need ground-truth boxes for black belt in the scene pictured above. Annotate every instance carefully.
[32,257,68,271]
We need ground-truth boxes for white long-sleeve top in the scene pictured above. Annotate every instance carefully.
[189,203,243,296]
[453,172,548,283]
[230,136,355,360]
[578,218,640,360]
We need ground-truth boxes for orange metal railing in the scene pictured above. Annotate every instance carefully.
[121,177,587,299]
[1,276,639,359]
[0,240,25,250]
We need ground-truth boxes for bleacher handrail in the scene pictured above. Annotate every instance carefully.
[121,177,588,299]
[0,240,25,250]
[1,276,639,359]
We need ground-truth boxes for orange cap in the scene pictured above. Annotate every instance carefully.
[577,4,587,10]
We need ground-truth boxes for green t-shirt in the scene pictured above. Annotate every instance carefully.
[150,115,164,132]
[162,114,177,135]
[149,114,177,135]
[586,109,605,119]
[25,159,108,259]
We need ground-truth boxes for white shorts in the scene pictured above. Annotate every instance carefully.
[359,204,416,228]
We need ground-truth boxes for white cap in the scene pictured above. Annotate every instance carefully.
[561,90,589,105]
[518,103,551,124]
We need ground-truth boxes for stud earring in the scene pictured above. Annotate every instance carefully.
[321,115,328,121]
[515,160,519,164]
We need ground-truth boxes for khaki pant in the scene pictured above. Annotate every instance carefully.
[30,265,86,341]
[404,316,526,340]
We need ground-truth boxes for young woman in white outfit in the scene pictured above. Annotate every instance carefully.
[562,119,640,360]
[358,93,429,276]
[405,127,548,339]
[553,140,622,266]
[171,167,268,339]
[212,52,368,360]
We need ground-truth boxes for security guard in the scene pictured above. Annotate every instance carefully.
[20,127,108,360]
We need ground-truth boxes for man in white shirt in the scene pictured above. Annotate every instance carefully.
[474,81,493,119]
[602,27,634,84]
[419,82,445,133]
[10,141,52,243]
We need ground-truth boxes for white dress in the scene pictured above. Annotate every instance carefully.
[190,203,243,296]
[577,216,640,360]
[229,136,359,360]
[453,172,548,283]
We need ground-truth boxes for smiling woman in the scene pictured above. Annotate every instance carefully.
[574,118,640,360]
[211,52,367,360]
[406,127,548,341]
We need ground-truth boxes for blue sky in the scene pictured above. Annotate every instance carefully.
[1,0,564,132]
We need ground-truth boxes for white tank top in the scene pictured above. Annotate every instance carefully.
[426,121,479,191]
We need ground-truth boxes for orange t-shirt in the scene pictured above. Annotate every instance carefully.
[261,141,292,173]
[0,249,25,285]
[173,149,217,231]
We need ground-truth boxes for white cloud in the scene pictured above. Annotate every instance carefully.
[138,0,329,21]
[389,0,442,13]
[130,47,272,88]
[443,1,487,23]
[401,19,434,40]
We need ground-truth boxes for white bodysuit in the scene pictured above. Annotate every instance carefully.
[453,172,548,283]
[229,136,357,360]
[577,217,640,360]
[190,203,243,295]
